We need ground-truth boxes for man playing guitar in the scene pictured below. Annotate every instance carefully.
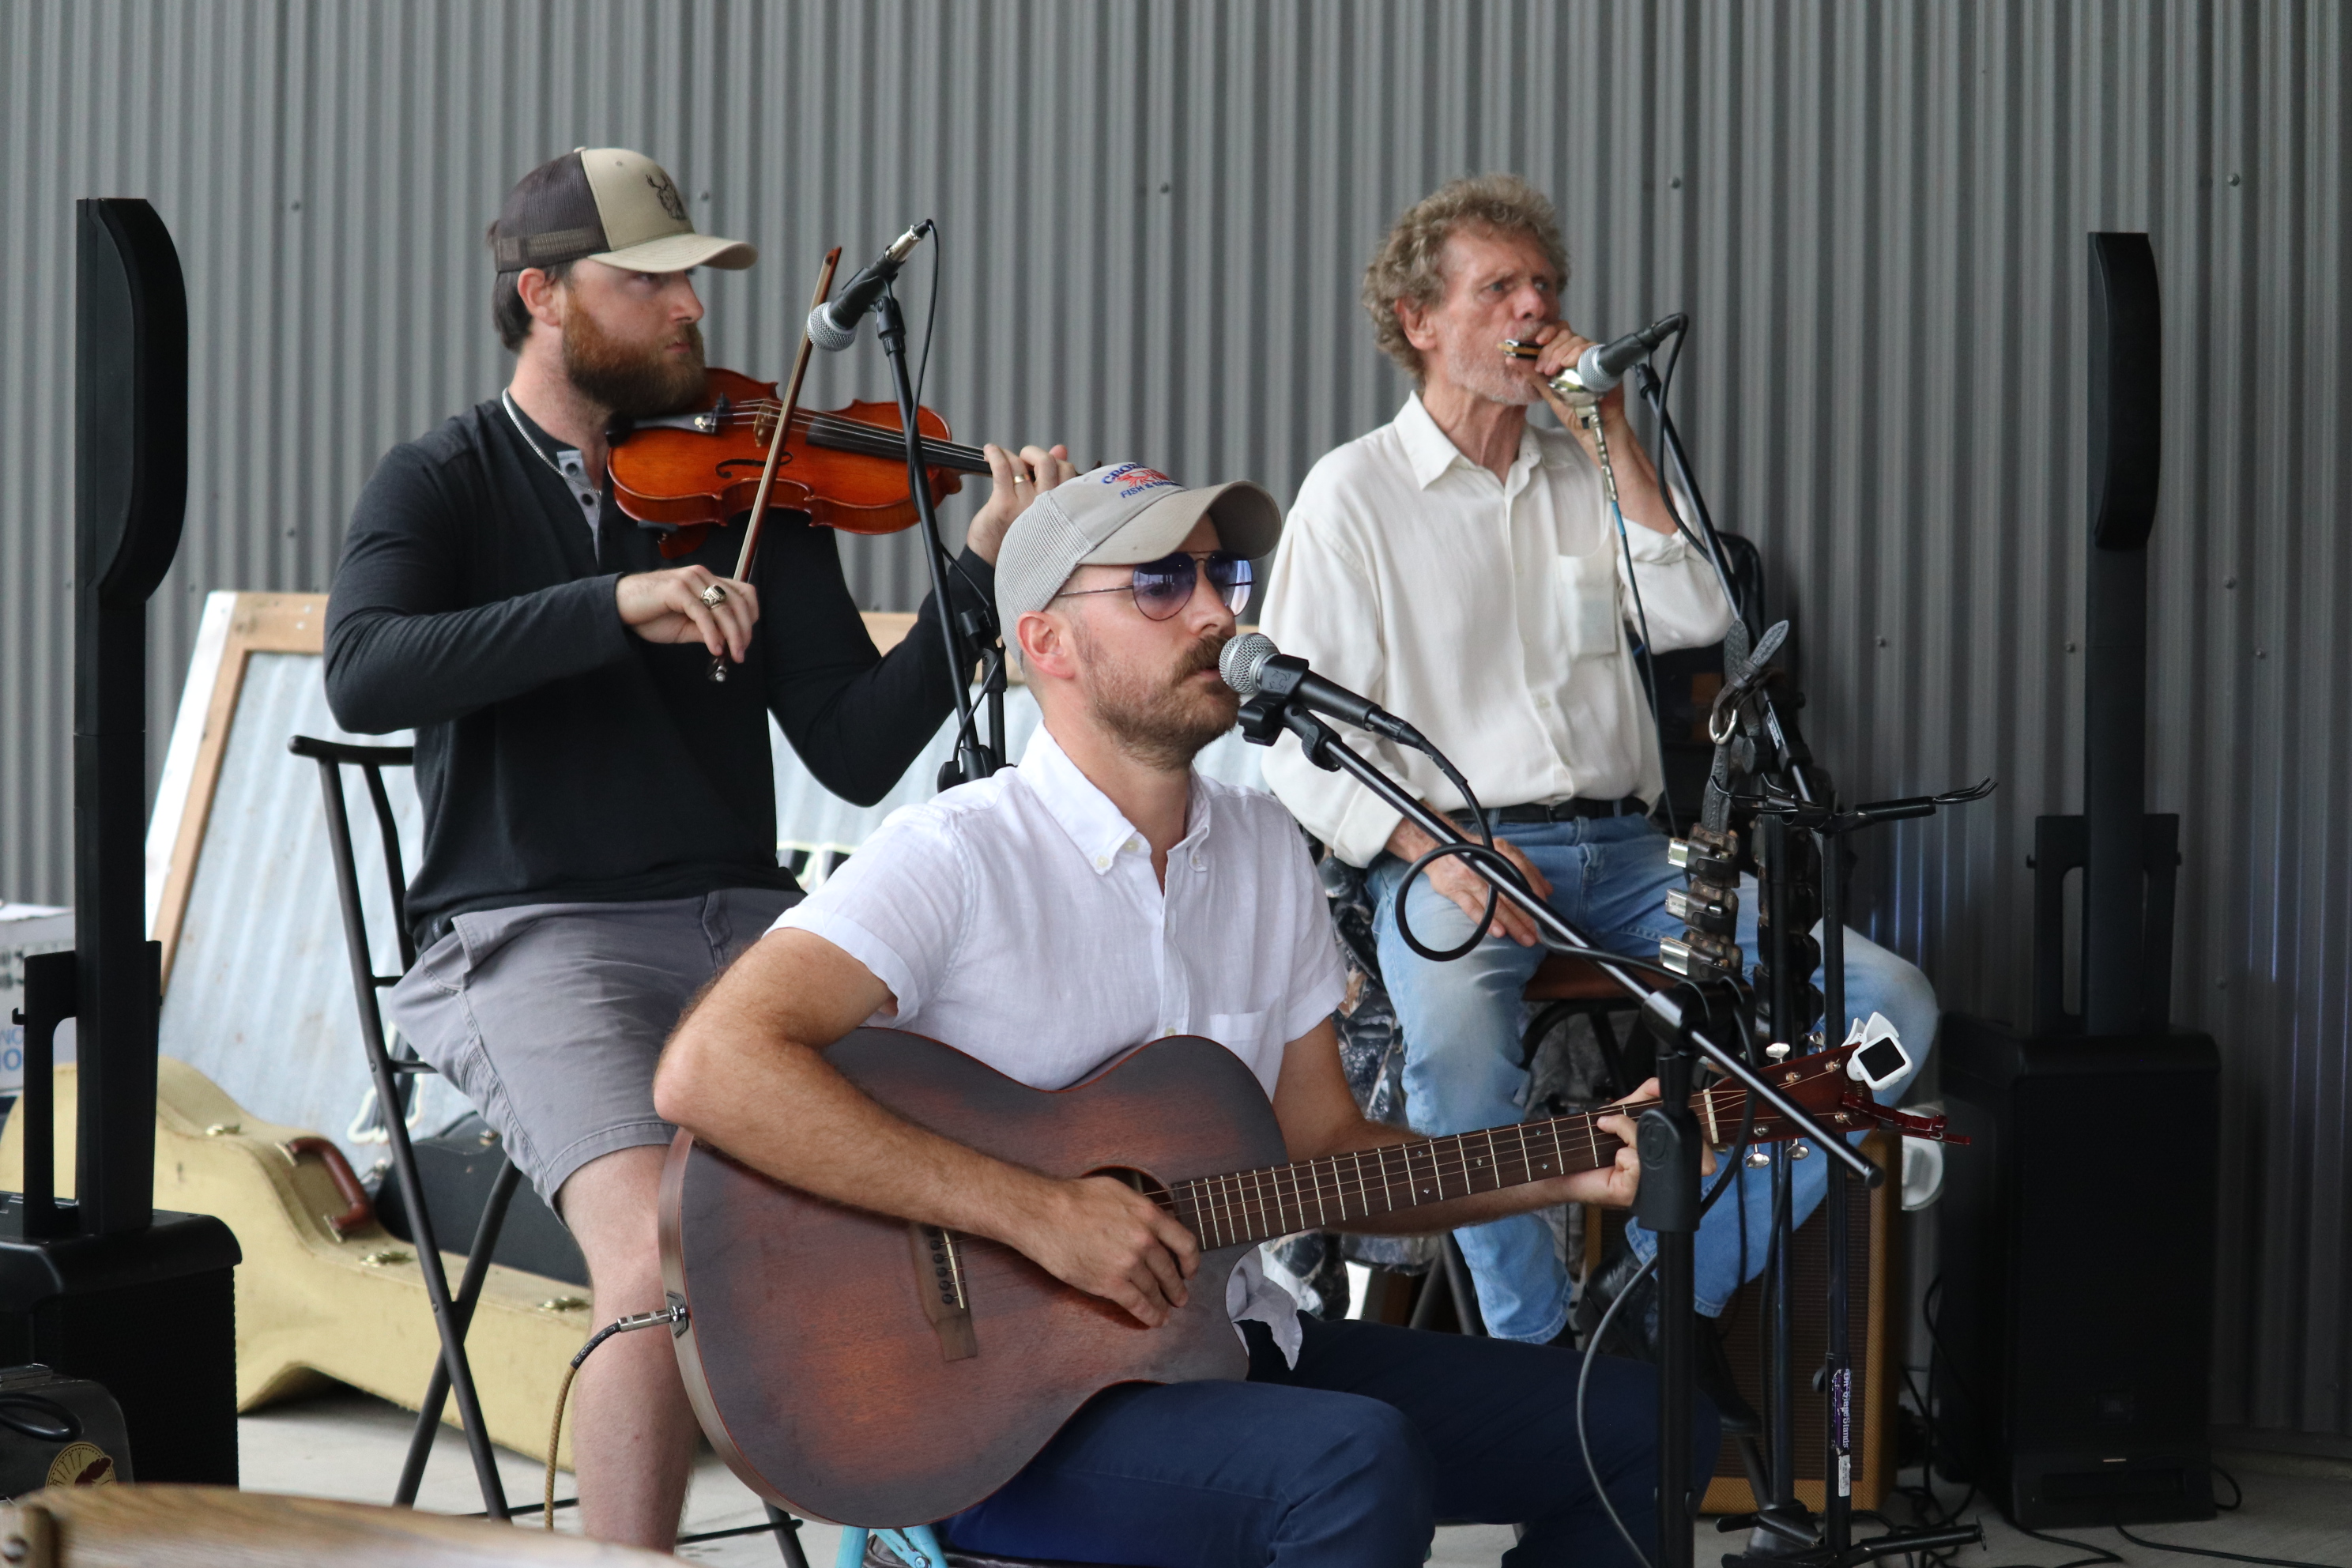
[326,147,1071,1547]
[657,464,1721,1565]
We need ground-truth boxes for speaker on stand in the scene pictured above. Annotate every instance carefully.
[1935,232,2218,1529]
[0,199,242,1486]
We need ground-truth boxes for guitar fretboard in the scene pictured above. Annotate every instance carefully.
[1157,1084,1755,1251]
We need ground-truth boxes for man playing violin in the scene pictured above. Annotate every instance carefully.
[325,146,1072,1547]
[656,466,1720,1566]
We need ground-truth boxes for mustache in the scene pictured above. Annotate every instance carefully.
[1178,631,1231,683]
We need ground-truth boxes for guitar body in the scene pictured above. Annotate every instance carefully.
[658,1029,1289,1526]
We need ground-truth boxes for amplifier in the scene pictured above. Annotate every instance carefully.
[1701,1132,1897,1513]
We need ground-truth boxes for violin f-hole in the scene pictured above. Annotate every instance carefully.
[716,454,790,478]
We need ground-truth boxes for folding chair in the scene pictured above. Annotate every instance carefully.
[296,737,828,1562]
[292,735,521,1518]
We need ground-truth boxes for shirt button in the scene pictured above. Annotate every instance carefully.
[1535,693,1553,707]
[1094,855,1110,869]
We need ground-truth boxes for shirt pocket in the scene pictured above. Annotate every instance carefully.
[1555,548,1623,661]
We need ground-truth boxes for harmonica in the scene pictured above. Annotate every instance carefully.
[1500,338,1545,360]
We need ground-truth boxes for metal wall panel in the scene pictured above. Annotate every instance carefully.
[2,0,2342,1441]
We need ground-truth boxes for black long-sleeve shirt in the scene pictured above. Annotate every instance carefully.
[326,398,989,944]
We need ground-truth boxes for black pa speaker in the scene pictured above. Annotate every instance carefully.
[0,199,239,1487]
[1936,234,2216,1528]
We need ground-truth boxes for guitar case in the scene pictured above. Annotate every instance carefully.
[369,1114,587,1287]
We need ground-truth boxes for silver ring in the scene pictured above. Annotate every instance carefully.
[699,584,728,608]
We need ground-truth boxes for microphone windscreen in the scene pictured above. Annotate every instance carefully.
[805,301,858,353]
[1219,631,1278,698]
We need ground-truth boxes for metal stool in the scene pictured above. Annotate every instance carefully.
[1519,952,1651,1102]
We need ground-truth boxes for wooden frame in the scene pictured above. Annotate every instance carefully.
[150,594,331,989]
[147,596,946,988]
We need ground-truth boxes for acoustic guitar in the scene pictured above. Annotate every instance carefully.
[658,1027,1954,1527]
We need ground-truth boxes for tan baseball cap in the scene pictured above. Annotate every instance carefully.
[491,148,756,274]
[996,463,1283,638]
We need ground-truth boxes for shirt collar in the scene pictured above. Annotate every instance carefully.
[1016,726,1213,875]
[1394,390,1543,490]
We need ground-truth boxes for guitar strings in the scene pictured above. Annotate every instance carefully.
[1166,1080,1858,1247]
[925,1079,1864,1262]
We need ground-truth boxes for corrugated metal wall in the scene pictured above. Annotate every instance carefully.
[2,0,2342,1443]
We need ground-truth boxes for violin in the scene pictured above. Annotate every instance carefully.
[609,368,993,560]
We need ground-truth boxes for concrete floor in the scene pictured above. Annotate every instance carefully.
[239,1388,2352,1566]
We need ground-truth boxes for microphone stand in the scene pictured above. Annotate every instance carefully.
[871,282,1001,787]
[1630,346,1986,1566]
[1234,695,1880,1568]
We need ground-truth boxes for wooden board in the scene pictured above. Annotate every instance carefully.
[2,1484,675,1565]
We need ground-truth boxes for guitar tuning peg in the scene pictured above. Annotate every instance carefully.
[1789,1141,1812,1159]
[1765,1042,1792,1062]
[1743,1148,1772,1168]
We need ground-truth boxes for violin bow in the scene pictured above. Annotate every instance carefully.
[707,245,842,684]
[733,245,842,581]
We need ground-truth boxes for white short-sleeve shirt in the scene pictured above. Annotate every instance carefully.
[772,725,1349,1360]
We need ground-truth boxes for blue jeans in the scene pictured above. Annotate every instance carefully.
[944,1314,1721,1566]
[1366,814,1937,1341]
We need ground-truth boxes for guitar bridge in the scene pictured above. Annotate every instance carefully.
[910,1223,978,1361]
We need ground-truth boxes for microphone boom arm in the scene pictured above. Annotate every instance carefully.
[1239,693,1880,1188]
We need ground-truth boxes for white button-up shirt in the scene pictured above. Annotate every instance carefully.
[772,726,1349,1361]
[1261,393,1736,866]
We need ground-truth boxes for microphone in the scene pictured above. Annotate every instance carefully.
[806,220,933,352]
[1219,633,1429,750]
[1562,311,1689,394]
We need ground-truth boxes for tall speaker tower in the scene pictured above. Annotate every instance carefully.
[1936,234,2218,1528]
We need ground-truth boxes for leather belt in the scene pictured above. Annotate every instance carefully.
[1449,796,1647,830]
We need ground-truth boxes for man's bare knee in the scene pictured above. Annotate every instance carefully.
[556,1145,672,1302]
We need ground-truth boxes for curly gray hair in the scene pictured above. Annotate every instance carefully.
[1362,174,1570,381]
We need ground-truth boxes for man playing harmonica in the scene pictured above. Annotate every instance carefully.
[1259,175,1938,1417]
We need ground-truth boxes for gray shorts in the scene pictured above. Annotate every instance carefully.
[383,888,801,1208]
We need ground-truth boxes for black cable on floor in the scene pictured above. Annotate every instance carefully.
[2113,1519,2343,1568]
[2212,1462,2245,1511]
[1996,1516,2123,1568]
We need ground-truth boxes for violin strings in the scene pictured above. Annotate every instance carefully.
[673,405,990,467]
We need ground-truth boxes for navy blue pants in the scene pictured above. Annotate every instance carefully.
[943,1314,1721,1566]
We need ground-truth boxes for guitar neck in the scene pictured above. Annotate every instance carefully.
[800,410,992,474]
[1159,1084,1749,1252]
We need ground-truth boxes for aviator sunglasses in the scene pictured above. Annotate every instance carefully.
[1053,550,1254,620]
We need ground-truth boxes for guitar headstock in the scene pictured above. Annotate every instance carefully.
[1694,1042,1970,1148]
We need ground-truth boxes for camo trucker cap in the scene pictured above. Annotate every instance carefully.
[491,148,755,274]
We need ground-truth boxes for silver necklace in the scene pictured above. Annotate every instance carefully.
[501,390,579,482]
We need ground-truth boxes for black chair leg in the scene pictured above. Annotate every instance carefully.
[766,1503,812,1566]
[1441,1234,1487,1336]
[396,1154,523,1505]
[1591,1009,1632,1101]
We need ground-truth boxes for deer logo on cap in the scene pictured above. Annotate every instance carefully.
[647,169,688,222]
